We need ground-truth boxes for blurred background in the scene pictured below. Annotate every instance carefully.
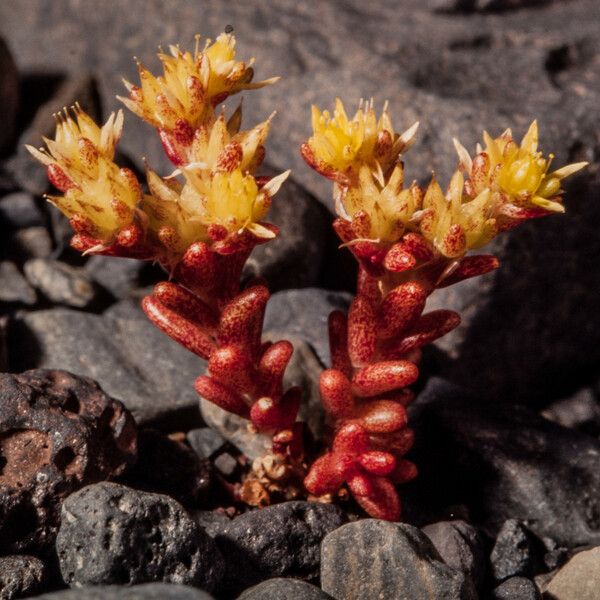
[0,0,599,417]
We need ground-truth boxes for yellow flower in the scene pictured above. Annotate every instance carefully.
[454,121,587,213]
[118,33,278,133]
[26,106,141,243]
[340,163,422,243]
[305,98,419,180]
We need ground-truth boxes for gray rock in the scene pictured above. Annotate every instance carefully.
[85,256,156,299]
[0,192,45,229]
[0,555,45,600]
[321,519,476,600]
[237,578,334,600]
[213,453,238,478]
[10,226,53,259]
[56,482,224,591]
[8,300,206,429]
[243,166,328,291]
[490,519,542,582]
[491,577,541,600]
[408,378,600,546]
[24,258,97,308]
[0,261,36,306]
[214,501,346,596]
[541,388,600,436]
[0,37,18,154]
[186,428,225,460]
[544,546,600,600]
[34,583,214,599]
[422,520,486,589]
[191,510,231,538]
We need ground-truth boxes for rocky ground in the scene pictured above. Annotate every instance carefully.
[1,0,600,598]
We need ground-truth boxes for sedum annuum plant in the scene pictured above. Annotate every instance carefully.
[28,33,586,521]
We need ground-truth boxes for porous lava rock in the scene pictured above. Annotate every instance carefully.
[0,554,46,599]
[0,369,137,553]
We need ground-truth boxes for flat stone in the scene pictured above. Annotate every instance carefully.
[34,583,214,599]
[238,578,334,600]
[544,547,600,600]
[214,501,346,597]
[8,300,206,429]
[0,260,36,306]
[0,555,45,600]
[320,519,476,600]
[0,369,136,553]
[56,482,224,592]
[24,258,97,308]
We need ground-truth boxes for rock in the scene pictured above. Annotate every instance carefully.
[186,428,225,460]
[0,555,46,600]
[213,453,238,478]
[85,256,162,299]
[243,166,328,291]
[0,192,45,229]
[6,74,100,196]
[24,258,98,308]
[321,519,476,600]
[263,289,351,367]
[0,369,136,554]
[544,546,600,600]
[9,226,53,260]
[408,378,600,546]
[0,38,18,153]
[214,501,346,596]
[56,482,224,592]
[0,261,36,306]
[490,519,543,582]
[422,520,486,589]
[491,577,541,600]
[191,510,231,538]
[200,335,324,460]
[33,583,215,599]
[124,429,213,506]
[8,300,206,429]
[541,388,600,436]
[238,578,334,600]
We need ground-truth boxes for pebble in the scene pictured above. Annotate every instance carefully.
[0,261,36,306]
[0,555,45,600]
[491,576,541,600]
[237,578,334,600]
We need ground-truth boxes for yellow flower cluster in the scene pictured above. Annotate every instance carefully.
[305,100,587,258]
[26,105,141,244]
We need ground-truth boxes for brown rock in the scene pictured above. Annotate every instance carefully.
[544,547,600,600]
[0,369,137,554]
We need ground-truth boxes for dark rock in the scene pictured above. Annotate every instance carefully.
[8,300,206,429]
[243,166,328,291]
[408,378,600,546]
[191,510,231,538]
[491,576,541,600]
[24,258,97,308]
[0,555,46,600]
[0,192,45,229]
[422,520,486,589]
[124,429,213,506]
[238,578,334,600]
[544,546,600,600]
[214,501,346,596]
[544,546,570,571]
[186,428,225,460]
[56,482,224,591]
[0,369,136,554]
[0,261,36,306]
[490,519,543,582]
[321,519,476,600]
[0,38,18,154]
[263,289,351,367]
[6,74,100,196]
[34,583,214,599]
[213,453,238,478]
[541,388,600,436]
[9,226,53,260]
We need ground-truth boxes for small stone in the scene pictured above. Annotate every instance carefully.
[0,261,36,306]
[213,453,238,478]
[186,428,225,460]
[56,482,224,592]
[238,578,334,600]
[24,258,97,308]
[0,38,19,153]
[190,510,231,538]
[214,501,346,596]
[0,555,46,600]
[321,520,476,600]
[545,547,600,600]
[34,583,215,599]
[490,520,543,581]
[491,577,541,600]
[422,520,486,589]
[0,192,45,229]
[542,388,600,436]
[10,226,53,259]
[85,256,161,299]
[0,369,137,553]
